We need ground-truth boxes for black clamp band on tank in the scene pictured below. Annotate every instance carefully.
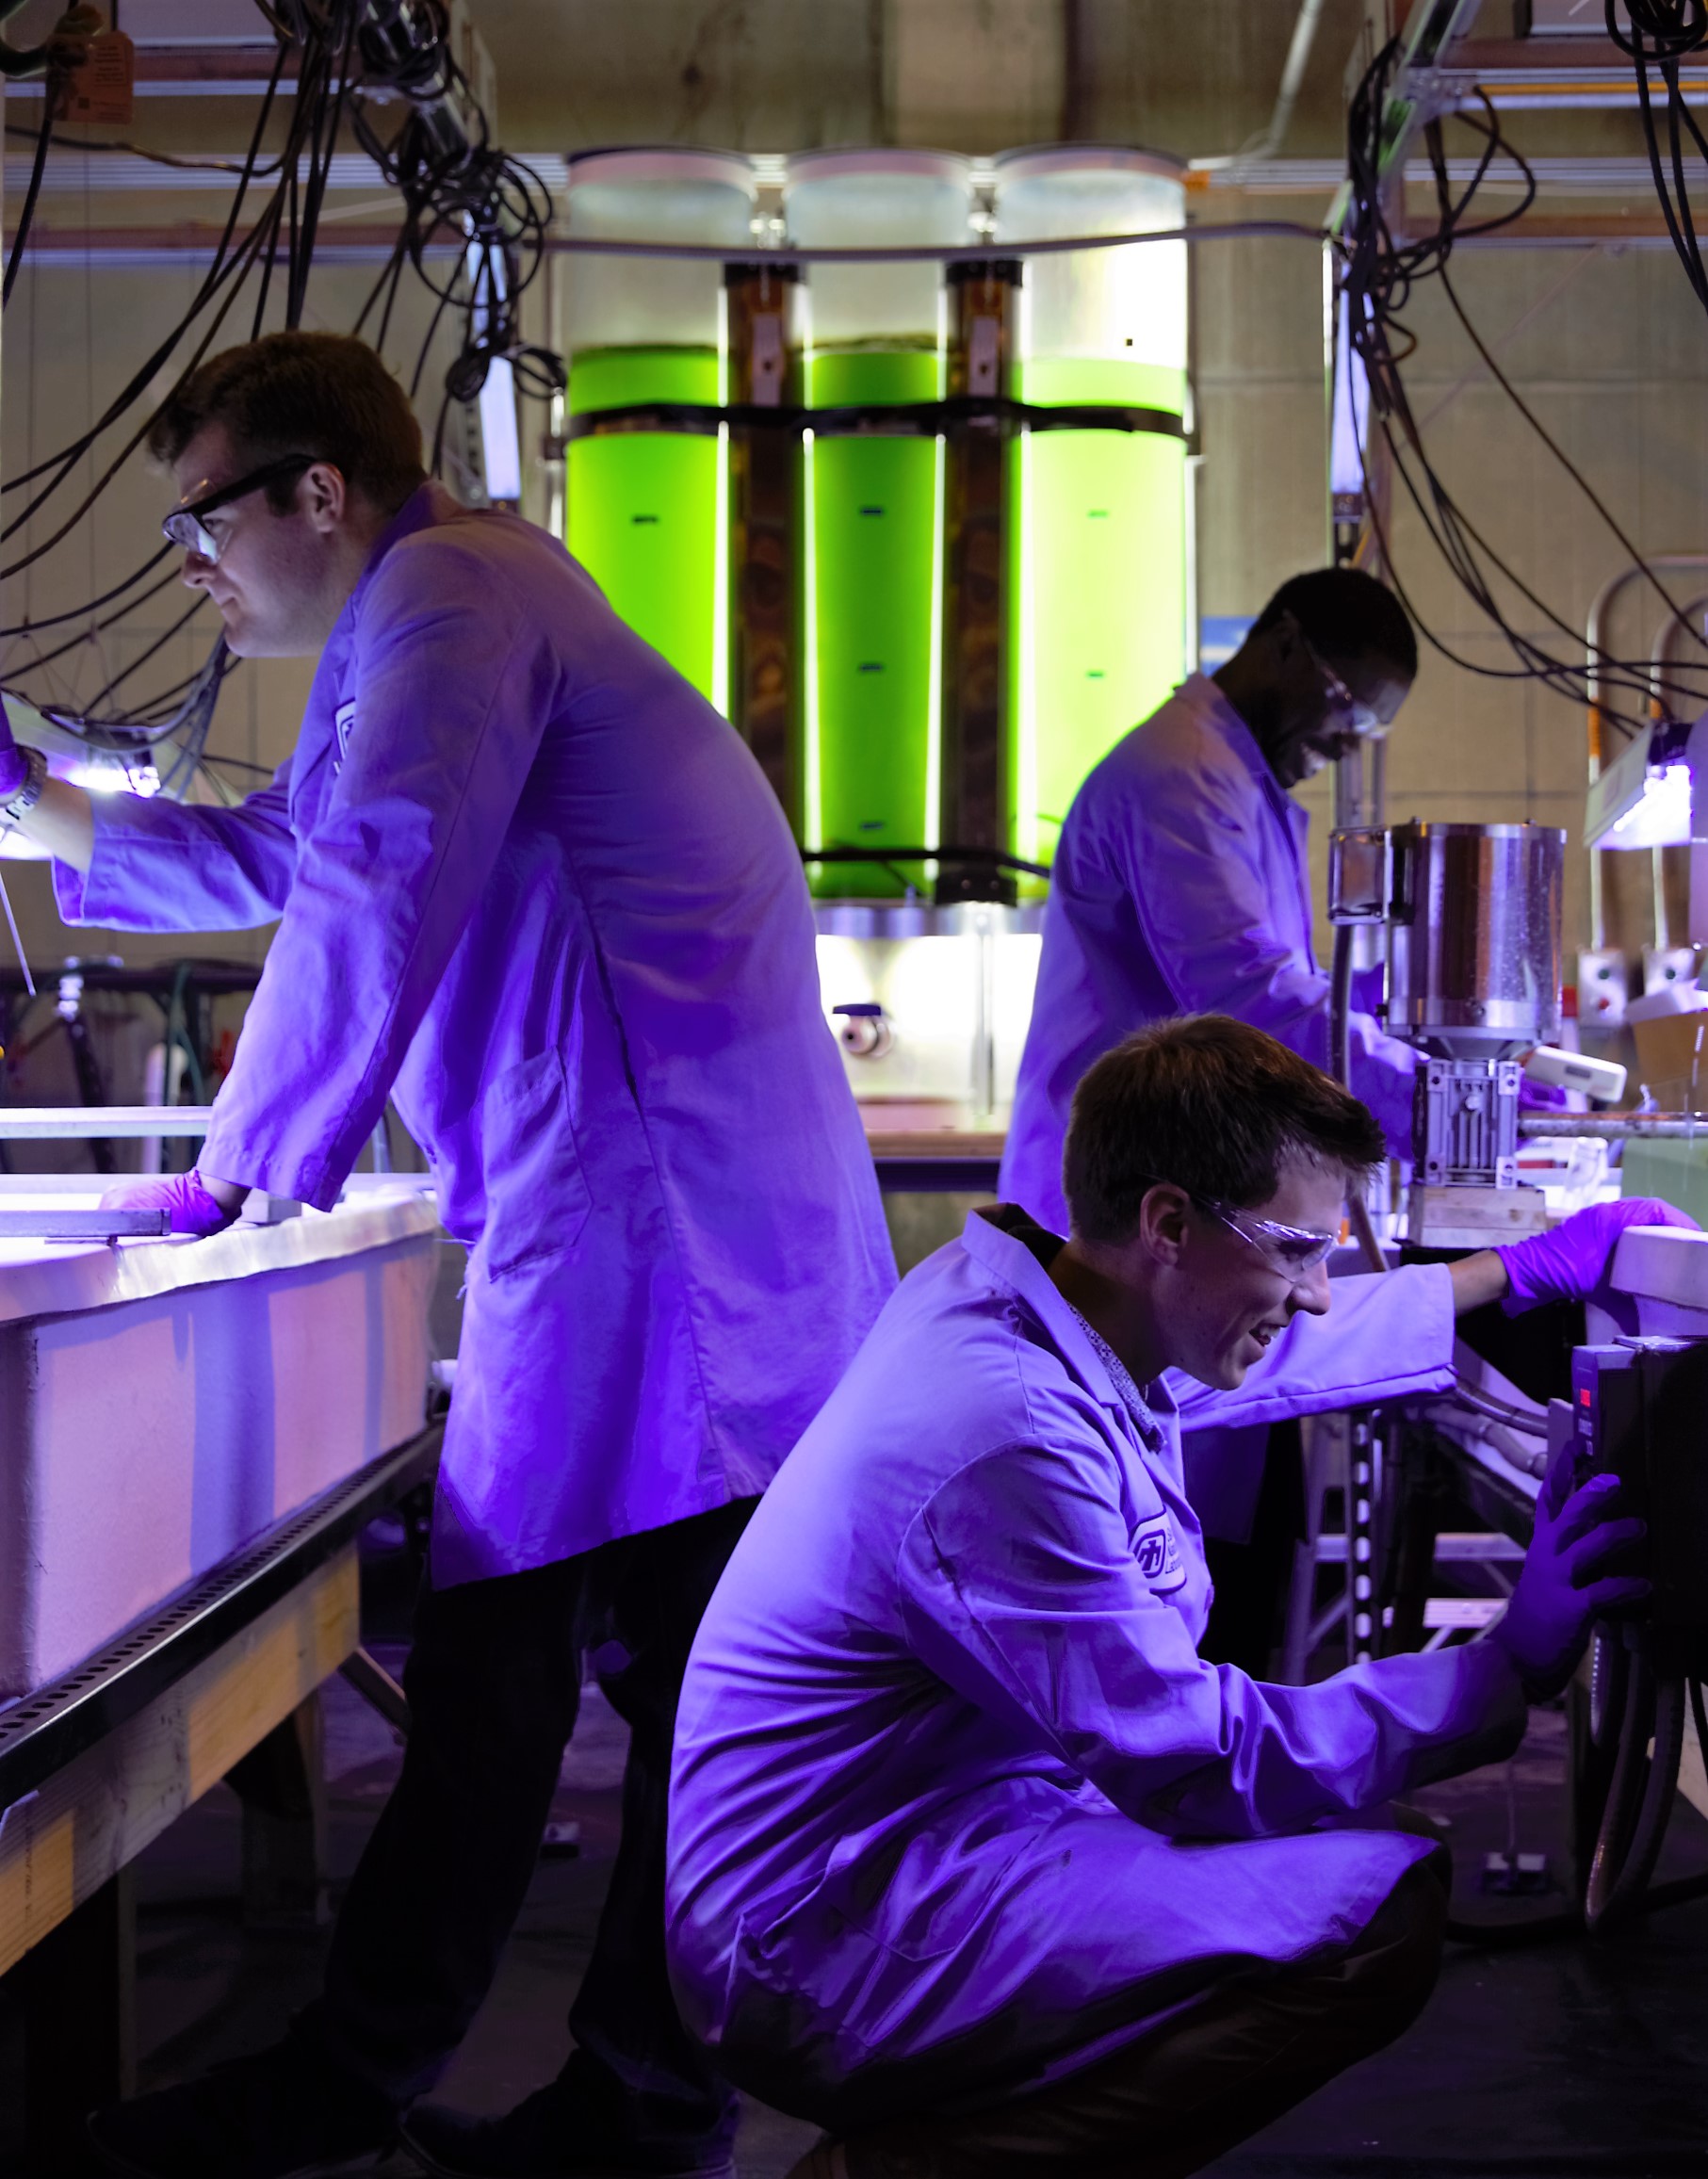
[564,397,1191,445]
[801,844,1052,905]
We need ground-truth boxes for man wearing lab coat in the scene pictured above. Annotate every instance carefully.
[10,333,895,2179]
[999,566,1421,1650]
[668,1016,1658,2179]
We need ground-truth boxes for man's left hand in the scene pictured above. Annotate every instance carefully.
[1497,1197,1700,1325]
[99,1169,244,1238]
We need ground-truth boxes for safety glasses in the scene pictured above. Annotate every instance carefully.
[162,453,317,562]
[1201,1199,1341,1281]
[1302,632,1384,739]
[1133,1173,1341,1279]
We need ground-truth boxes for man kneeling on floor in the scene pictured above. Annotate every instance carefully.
[666,1015,1669,2179]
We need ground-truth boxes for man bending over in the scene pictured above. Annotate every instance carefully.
[666,1015,1665,2179]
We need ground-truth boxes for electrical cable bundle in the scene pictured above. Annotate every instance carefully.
[1339,38,1708,745]
[0,13,327,786]
[0,1,556,795]
[1606,1,1708,316]
[344,0,563,469]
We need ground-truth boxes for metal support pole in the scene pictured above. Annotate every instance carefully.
[1350,1413,1380,1666]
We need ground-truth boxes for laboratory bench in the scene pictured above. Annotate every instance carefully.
[0,1180,440,2164]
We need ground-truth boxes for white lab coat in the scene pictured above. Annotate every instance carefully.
[1000,675,1417,1236]
[56,484,896,1582]
[667,1206,1526,2129]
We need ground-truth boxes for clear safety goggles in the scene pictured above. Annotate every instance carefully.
[1203,1199,1341,1280]
[1303,633,1385,740]
[1134,1174,1342,1280]
[162,453,316,563]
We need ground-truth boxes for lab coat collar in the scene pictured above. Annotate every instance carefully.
[961,1205,1139,1417]
[342,479,455,628]
[1176,671,1285,800]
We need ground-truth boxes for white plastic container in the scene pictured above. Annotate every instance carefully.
[0,1188,438,1696]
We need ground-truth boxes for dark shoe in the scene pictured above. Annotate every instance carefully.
[87,2041,396,2179]
[400,2087,735,2179]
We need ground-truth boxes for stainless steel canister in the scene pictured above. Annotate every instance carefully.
[1385,821,1565,1053]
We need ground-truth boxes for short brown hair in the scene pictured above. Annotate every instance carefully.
[1062,1015,1385,1244]
[147,332,426,513]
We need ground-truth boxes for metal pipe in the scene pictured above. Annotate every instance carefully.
[1518,1114,1708,1137]
[1649,590,1708,721]
[1586,555,1708,950]
[1645,591,1708,953]
[1191,0,1330,174]
[1329,922,1391,1274]
[0,1107,213,1137]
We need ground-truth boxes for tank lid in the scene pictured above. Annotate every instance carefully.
[1392,821,1568,843]
[564,146,758,195]
[991,142,1185,185]
[787,146,974,186]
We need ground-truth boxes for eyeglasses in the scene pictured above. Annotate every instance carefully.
[1133,1172,1340,1280]
[162,454,317,562]
[1302,633,1384,740]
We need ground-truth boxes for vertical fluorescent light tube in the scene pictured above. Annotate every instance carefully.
[925,431,946,886]
[479,355,523,503]
[466,238,522,504]
[713,285,731,718]
[1014,425,1037,869]
[712,421,731,719]
[802,426,822,854]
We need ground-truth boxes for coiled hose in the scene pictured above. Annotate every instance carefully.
[1584,1629,1689,1933]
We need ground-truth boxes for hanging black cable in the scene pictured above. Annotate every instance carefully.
[3,66,59,306]
[1337,37,1708,739]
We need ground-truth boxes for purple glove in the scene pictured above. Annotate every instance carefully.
[1519,1075,1570,1114]
[1497,1197,1699,1325]
[0,697,27,801]
[1489,1448,1648,1699]
[98,1169,238,1239]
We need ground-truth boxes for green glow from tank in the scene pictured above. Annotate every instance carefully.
[804,345,942,899]
[1010,357,1187,884]
[566,347,723,707]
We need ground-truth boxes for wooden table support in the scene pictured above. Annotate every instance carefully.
[0,1425,440,2158]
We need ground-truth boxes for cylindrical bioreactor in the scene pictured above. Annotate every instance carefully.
[561,149,756,708]
[788,151,973,898]
[1387,821,1567,1054]
[994,147,1189,877]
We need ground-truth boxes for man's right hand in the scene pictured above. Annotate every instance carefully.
[1489,1447,1649,1700]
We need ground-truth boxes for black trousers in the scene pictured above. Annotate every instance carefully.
[834,1848,1451,2179]
[293,1496,756,2155]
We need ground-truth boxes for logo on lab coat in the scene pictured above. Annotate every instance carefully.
[333,699,357,774]
[1132,1512,1185,1594]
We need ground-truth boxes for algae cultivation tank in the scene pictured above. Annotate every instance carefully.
[787,150,973,899]
[993,147,1189,881]
[561,148,757,709]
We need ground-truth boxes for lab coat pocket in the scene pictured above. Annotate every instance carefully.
[477,1047,593,1277]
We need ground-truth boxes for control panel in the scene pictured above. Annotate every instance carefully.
[1570,1339,1708,1647]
